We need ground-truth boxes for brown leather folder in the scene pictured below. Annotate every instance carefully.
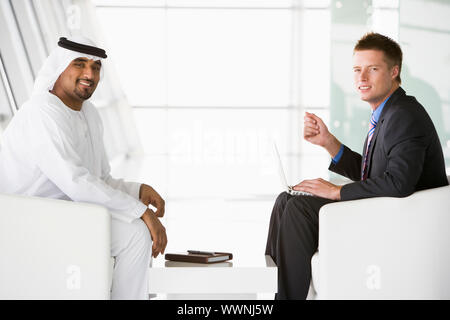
[164,251,233,264]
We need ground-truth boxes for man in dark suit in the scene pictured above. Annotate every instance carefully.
[265,32,448,300]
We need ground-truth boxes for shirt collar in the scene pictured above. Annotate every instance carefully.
[372,95,391,123]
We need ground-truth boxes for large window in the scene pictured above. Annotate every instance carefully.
[97,6,292,108]
[399,0,450,166]
[96,0,333,199]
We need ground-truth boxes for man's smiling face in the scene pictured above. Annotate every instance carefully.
[353,49,399,109]
[52,57,101,109]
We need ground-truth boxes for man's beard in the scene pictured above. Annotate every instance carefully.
[74,83,94,100]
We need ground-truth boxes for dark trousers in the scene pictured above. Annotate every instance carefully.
[265,192,335,299]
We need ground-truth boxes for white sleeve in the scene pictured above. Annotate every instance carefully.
[103,175,142,201]
[29,106,147,223]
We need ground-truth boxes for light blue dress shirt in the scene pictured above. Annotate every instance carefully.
[331,95,391,164]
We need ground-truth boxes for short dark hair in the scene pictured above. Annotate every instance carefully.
[354,32,402,84]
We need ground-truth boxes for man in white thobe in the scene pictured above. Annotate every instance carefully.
[0,36,167,299]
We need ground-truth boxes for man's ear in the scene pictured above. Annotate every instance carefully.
[391,65,399,80]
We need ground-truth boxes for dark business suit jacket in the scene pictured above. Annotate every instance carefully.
[329,86,448,201]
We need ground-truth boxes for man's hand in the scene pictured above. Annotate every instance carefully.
[304,112,341,158]
[293,178,342,200]
[139,184,165,217]
[304,112,331,147]
[141,209,168,258]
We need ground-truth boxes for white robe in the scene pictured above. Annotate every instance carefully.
[0,91,147,223]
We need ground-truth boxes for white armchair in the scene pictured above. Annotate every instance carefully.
[0,193,112,299]
[309,177,450,299]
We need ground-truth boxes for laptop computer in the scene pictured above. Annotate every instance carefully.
[273,142,312,197]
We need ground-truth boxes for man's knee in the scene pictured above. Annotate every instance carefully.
[275,191,290,206]
[269,192,291,224]
[284,196,306,214]
[282,196,314,224]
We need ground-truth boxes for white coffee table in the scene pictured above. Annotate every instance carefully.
[148,254,277,300]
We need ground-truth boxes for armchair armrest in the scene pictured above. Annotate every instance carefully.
[0,193,111,299]
[317,184,450,299]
